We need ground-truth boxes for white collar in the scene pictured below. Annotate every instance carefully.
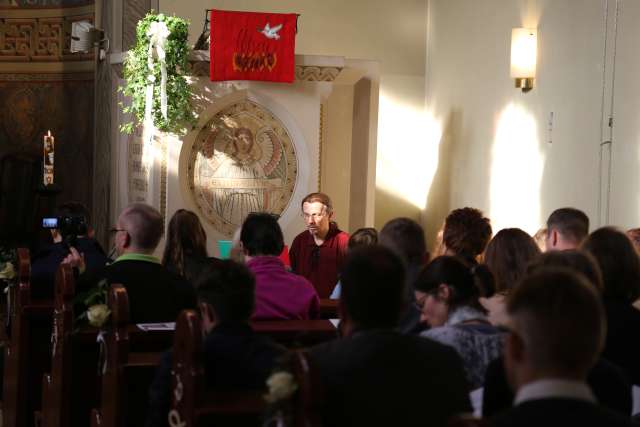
[514,379,596,406]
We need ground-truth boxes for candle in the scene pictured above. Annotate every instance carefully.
[43,130,54,186]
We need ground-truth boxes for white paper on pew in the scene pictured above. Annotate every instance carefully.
[329,319,340,328]
[137,322,176,331]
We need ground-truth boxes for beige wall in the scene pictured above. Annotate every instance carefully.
[159,0,429,232]
[425,0,611,242]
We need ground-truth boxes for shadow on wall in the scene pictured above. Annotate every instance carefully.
[422,109,463,249]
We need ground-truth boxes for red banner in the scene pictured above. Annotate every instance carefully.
[210,9,297,83]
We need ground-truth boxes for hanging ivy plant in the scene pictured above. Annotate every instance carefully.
[119,12,195,134]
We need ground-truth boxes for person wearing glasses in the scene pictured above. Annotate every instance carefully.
[289,192,349,298]
[63,203,196,323]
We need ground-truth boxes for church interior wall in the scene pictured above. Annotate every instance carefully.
[159,0,429,235]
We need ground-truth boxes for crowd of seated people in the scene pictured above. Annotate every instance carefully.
[6,193,640,427]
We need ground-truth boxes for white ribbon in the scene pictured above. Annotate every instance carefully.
[145,21,170,127]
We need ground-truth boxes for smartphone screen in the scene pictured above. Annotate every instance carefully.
[42,217,58,228]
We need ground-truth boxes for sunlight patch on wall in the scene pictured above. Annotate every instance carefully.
[376,91,442,209]
[489,103,545,235]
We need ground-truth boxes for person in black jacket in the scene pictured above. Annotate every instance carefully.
[145,260,284,427]
[31,201,109,299]
[64,203,196,323]
[491,268,634,427]
[309,245,471,427]
[161,209,222,285]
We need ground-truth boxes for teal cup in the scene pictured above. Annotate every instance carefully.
[217,240,233,259]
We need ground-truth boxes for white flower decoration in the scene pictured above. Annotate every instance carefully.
[87,304,111,327]
[265,371,298,404]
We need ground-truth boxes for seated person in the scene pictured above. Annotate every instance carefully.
[490,268,634,427]
[161,209,221,285]
[241,213,319,320]
[146,260,285,427]
[582,227,640,386]
[481,228,540,326]
[415,256,503,391]
[442,207,492,265]
[379,217,429,333]
[309,246,471,427]
[31,201,109,299]
[483,250,632,417]
[289,192,349,298]
[65,203,196,323]
[545,207,590,251]
[329,227,378,299]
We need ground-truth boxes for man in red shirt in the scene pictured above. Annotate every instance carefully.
[289,192,349,298]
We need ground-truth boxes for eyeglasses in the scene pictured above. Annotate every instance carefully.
[302,211,326,220]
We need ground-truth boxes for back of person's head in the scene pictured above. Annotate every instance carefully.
[162,209,208,275]
[379,218,426,266]
[546,208,589,246]
[348,227,378,250]
[415,256,494,313]
[484,228,540,293]
[507,268,605,379]
[581,227,640,302]
[196,260,255,323]
[527,250,603,293]
[120,203,164,252]
[240,213,284,257]
[340,245,406,329]
[443,207,492,263]
[301,192,333,214]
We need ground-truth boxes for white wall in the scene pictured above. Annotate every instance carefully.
[426,0,609,237]
[159,0,429,231]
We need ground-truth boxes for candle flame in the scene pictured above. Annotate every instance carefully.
[47,130,52,137]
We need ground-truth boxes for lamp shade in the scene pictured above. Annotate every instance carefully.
[510,28,537,78]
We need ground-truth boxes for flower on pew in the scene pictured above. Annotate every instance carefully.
[0,261,15,280]
[87,304,111,327]
[264,371,298,404]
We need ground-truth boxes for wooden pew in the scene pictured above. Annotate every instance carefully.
[251,319,338,348]
[3,247,54,427]
[170,311,324,427]
[90,284,174,427]
[37,263,100,427]
[318,298,339,319]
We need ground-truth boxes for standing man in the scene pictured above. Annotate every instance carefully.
[289,192,349,298]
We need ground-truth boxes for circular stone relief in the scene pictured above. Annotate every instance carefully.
[188,100,298,236]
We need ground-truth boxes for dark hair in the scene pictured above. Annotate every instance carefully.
[484,228,540,293]
[527,250,603,293]
[162,210,208,278]
[582,227,640,302]
[240,213,284,257]
[57,201,91,226]
[348,227,378,250]
[379,218,426,266]
[507,268,605,376]
[546,208,589,244]
[195,260,255,323]
[415,256,495,313]
[443,207,492,263]
[341,245,406,329]
[121,203,164,251]
[301,192,333,214]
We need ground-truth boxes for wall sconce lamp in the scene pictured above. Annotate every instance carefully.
[510,28,537,92]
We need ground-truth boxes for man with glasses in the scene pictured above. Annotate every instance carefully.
[289,192,349,298]
[64,203,196,323]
